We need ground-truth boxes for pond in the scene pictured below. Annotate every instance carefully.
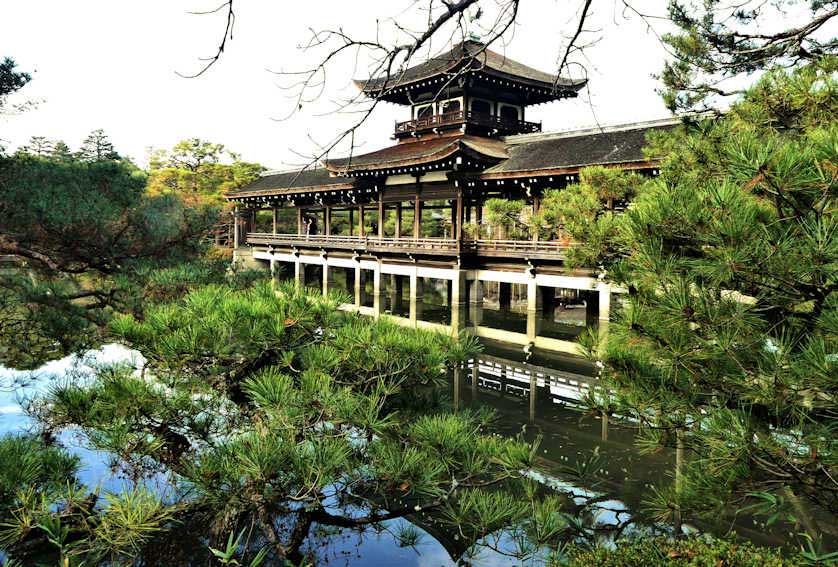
[0,340,796,565]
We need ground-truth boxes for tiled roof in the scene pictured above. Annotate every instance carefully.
[322,134,508,174]
[227,119,678,200]
[481,118,678,177]
[356,40,585,94]
[229,167,354,197]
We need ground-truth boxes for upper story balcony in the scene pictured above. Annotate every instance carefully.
[395,110,541,139]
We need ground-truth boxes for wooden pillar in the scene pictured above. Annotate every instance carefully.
[499,282,512,312]
[532,196,540,242]
[296,208,303,235]
[455,188,464,241]
[358,205,365,237]
[349,208,354,237]
[584,289,600,328]
[325,206,332,236]
[233,206,240,249]
[413,195,422,239]
[394,203,402,240]
[377,192,384,238]
[272,207,278,235]
[450,200,457,239]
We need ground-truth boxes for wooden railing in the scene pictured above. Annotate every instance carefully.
[245,233,570,259]
[395,110,541,136]
[474,239,569,257]
[247,233,462,254]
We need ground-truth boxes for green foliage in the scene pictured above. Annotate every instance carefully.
[659,0,837,112]
[25,282,551,563]
[209,529,268,566]
[559,537,802,567]
[484,198,528,239]
[77,129,119,161]
[0,57,30,114]
[0,436,79,514]
[0,480,175,564]
[0,149,219,367]
[147,138,264,206]
[596,58,838,541]
[535,166,644,268]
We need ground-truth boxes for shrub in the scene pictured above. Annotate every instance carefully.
[559,537,801,567]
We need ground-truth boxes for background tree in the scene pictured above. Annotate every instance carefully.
[0,57,30,113]
[147,138,264,205]
[16,136,53,157]
[166,137,227,171]
[49,140,73,160]
[0,144,218,367]
[77,128,119,161]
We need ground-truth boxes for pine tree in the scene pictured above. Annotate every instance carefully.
[77,128,119,161]
[0,57,30,112]
[17,135,53,157]
[589,58,837,544]
[49,140,73,160]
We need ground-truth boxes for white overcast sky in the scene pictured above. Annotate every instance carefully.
[1,1,677,169]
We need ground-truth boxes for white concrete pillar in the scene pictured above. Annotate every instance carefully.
[450,269,467,335]
[372,261,382,318]
[409,268,423,326]
[526,278,543,342]
[294,259,304,289]
[468,279,483,327]
[354,262,362,309]
[598,283,611,321]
